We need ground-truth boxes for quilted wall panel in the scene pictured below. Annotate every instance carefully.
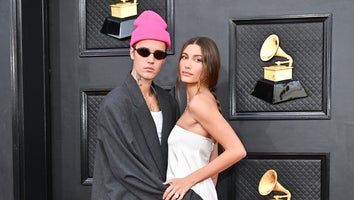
[232,153,329,200]
[229,14,331,119]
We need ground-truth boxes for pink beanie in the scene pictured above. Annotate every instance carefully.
[130,10,171,49]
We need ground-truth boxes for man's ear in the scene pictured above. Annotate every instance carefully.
[130,46,135,60]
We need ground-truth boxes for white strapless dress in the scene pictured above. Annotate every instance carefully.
[166,125,218,200]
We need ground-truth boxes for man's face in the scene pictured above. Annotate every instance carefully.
[130,39,167,81]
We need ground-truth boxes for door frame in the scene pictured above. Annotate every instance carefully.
[11,0,51,199]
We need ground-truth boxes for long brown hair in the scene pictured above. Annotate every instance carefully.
[176,36,222,112]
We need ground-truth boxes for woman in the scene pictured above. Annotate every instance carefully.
[163,37,247,200]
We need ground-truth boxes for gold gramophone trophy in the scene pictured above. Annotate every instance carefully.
[251,34,307,104]
[258,169,291,200]
[101,0,138,39]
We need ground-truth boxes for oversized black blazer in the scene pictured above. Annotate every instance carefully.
[91,74,202,200]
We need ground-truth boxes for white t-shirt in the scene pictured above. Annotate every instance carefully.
[150,111,163,143]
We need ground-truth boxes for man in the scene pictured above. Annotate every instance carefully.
[91,10,202,200]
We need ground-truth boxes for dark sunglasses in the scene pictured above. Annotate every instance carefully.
[133,47,167,60]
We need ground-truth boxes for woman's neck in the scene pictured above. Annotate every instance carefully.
[186,84,206,103]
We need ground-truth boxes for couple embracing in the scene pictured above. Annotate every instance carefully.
[91,10,246,200]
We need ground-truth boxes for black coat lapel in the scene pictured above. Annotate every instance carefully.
[126,75,166,179]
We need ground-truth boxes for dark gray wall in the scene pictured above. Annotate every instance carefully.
[2,0,354,199]
[0,0,14,199]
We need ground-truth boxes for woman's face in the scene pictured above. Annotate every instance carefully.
[179,44,204,84]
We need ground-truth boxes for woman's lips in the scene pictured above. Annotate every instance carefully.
[182,71,192,76]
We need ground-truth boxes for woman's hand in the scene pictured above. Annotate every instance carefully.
[163,178,194,200]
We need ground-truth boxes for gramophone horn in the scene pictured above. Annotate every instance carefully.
[258,169,291,200]
[260,34,293,67]
[260,34,279,62]
[258,169,277,195]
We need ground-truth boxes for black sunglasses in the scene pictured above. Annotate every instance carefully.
[133,47,167,60]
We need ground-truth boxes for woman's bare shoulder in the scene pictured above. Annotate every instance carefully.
[188,91,217,115]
